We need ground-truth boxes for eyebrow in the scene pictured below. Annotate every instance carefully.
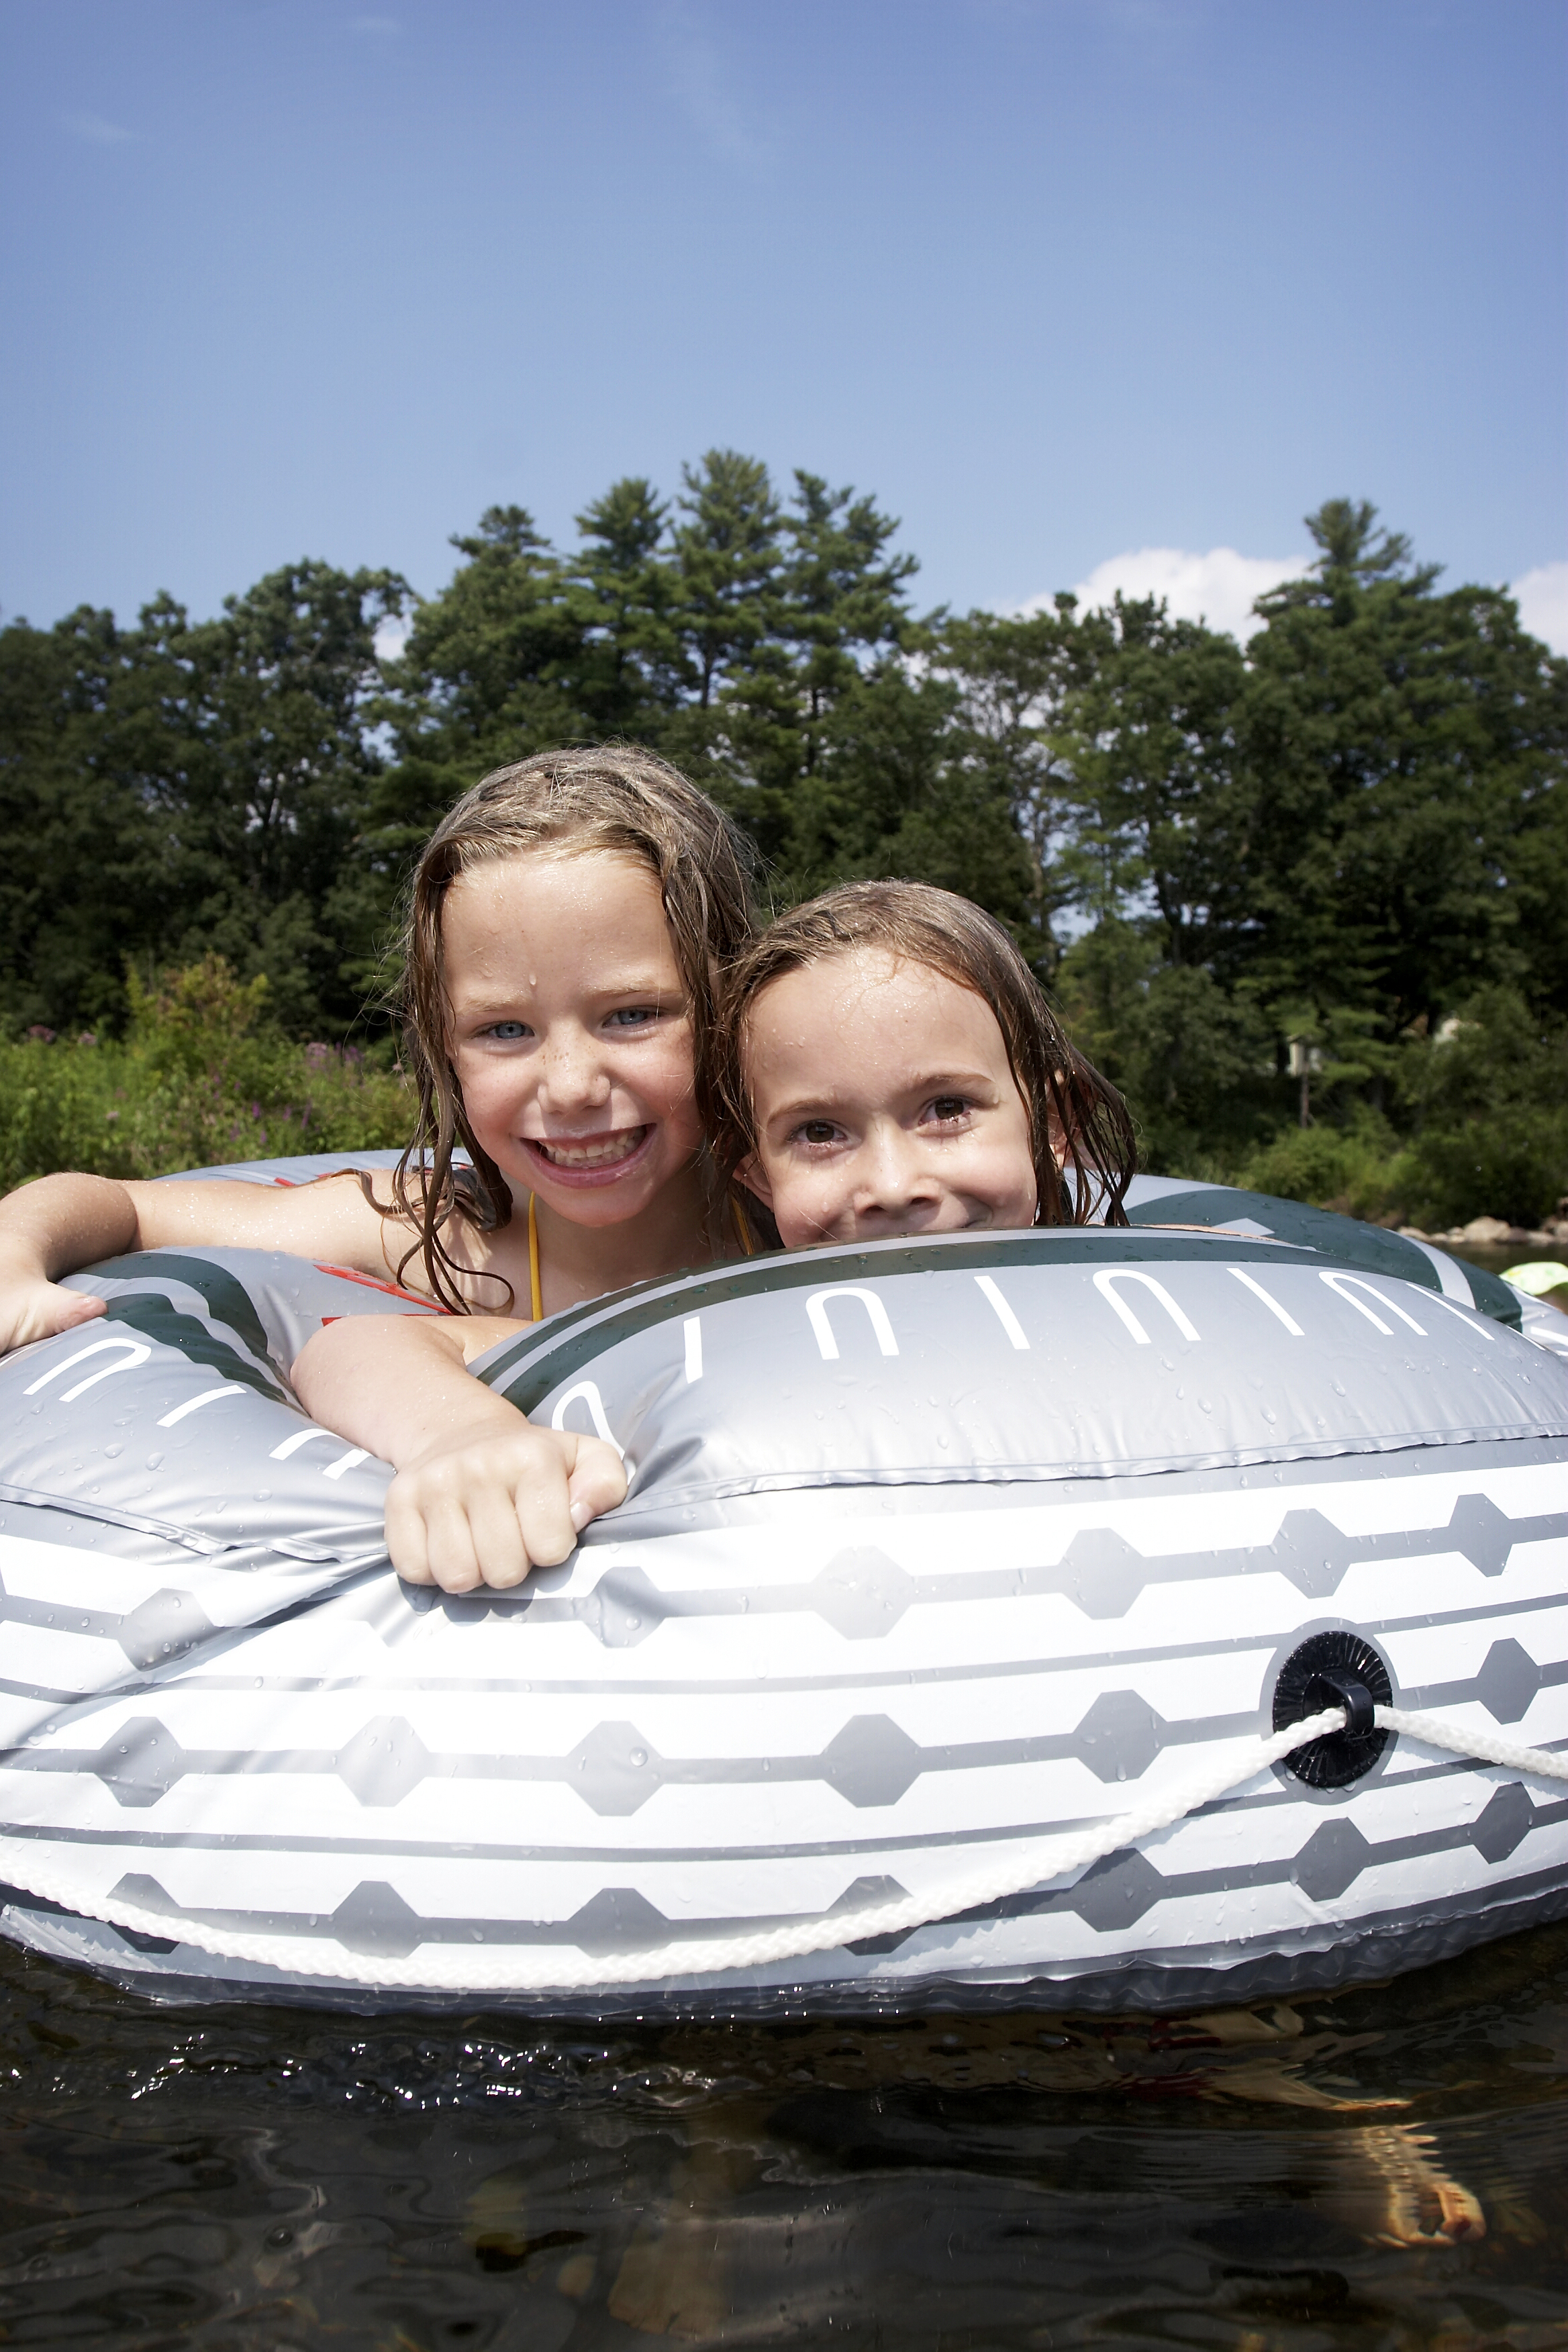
[451,973,684,1015]
[761,1068,1002,1125]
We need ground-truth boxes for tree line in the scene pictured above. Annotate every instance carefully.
[2,455,1565,1214]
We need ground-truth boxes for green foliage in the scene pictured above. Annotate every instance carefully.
[2,475,1564,1221]
[0,562,405,1040]
[0,959,409,1194]
[1398,989,1568,1230]
[1236,506,1557,1035]
[1233,1114,1410,1225]
[1055,922,1279,1175]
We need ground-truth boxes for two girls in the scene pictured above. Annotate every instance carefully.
[0,748,1133,1589]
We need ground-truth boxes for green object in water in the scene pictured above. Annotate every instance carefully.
[1502,1261,1568,1296]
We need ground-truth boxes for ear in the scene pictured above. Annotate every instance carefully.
[736,1155,775,1210]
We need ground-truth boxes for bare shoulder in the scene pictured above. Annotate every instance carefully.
[124,1169,526,1307]
[126,1170,427,1285]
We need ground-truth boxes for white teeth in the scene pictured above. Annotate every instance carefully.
[534,1128,646,1169]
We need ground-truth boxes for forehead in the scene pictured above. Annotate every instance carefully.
[748,947,1009,1063]
[446,846,662,928]
[442,850,676,969]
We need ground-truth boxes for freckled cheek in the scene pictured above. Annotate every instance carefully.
[456,1061,530,1119]
[635,1047,702,1138]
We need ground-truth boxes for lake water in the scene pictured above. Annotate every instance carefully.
[5,1918,1568,2349]
[1444,1244,1568,1294]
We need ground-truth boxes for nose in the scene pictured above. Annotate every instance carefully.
[538,1025,611,1118]
[856,1122,938,1215]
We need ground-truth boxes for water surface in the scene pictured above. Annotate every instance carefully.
[3,1922,1568,2349]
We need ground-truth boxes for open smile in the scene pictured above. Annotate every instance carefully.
[522,1125,654,1187]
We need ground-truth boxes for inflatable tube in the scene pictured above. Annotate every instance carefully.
[0,1160,1565,2016]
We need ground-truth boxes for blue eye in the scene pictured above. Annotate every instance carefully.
[607,1007,659,1028]
[485,1022,530,1041]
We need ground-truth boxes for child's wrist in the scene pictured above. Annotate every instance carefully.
[0,1240,50,1284]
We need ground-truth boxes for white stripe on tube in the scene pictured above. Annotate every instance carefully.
[1319,1269,1426,1336]
[974,1274,1029,1349]
[158,1385,247,1428]
[323,1447,371,1479]
[550,1381,626,1460]
[1226,1266,1304,1336]
[805,1287,899,1362]
[270,1426,334,1461]
[1092,1269,1200,1346]
[23,1338,151,1400]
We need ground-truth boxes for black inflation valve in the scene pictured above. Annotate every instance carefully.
[1273,1630,1392,1789]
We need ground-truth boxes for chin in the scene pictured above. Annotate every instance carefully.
[542,1178,660,1226]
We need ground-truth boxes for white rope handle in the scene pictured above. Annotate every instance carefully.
[4,1704,1566,1993]
[1377,1703,1568,1781]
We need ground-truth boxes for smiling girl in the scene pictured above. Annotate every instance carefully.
[0,748,759,1587]
[711,879,1135,1245]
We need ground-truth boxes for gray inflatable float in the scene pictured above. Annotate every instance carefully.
[0,1152,1565,2015]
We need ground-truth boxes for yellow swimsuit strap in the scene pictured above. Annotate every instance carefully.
[527,1190,543,1323]
[525,1187,748,1326]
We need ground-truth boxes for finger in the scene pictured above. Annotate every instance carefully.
[8,1287,107,1350]
[421,1495,485,1594]
[395,1476,484,1594]
[511,1461,579,1568]
[385,1474,434,1585]
[52,1289,107,1332]
[489,1429,583,1567]
[565,1435,629,1532]
[464,1487,530,1589]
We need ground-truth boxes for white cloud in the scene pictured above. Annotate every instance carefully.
[1510,562,1568,656]
[61,111,131,144]
[373,614,411,663]
[658,4,768,168]
[1025,545,1568,656]
[1027,546,1308,642]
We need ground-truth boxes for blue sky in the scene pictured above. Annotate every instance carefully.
[3,0,1565,646]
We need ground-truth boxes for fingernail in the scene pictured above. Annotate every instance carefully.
[570,1498,590,1531]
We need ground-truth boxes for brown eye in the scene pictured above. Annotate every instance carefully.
[801,1120,839,1145]
[931,1096,969,1122]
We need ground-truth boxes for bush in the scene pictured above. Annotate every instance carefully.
[0,956,411,1193]
[1213,991,1568,1229]
[1400,988,1568,1229]
[1233,1116,1410,1224]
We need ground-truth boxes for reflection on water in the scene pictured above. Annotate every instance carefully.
[1447,1242,1568,1298]
[2,1922,1567,2349]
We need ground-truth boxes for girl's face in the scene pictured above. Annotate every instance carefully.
[443,851,703,1228]
[740,947,1038,1248]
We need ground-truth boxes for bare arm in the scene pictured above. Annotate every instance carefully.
[292,1314,627,1592]
[0,1168,427,1357]
[0,1173,142,1351]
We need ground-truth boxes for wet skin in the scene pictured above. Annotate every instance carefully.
[442,849,710,1304]
[740,948,1038,1248]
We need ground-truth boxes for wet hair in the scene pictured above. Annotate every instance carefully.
[385,746,758,1310]
[709,879,1134,1228]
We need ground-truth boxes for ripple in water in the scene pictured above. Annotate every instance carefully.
[1,1920,1567,2347]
